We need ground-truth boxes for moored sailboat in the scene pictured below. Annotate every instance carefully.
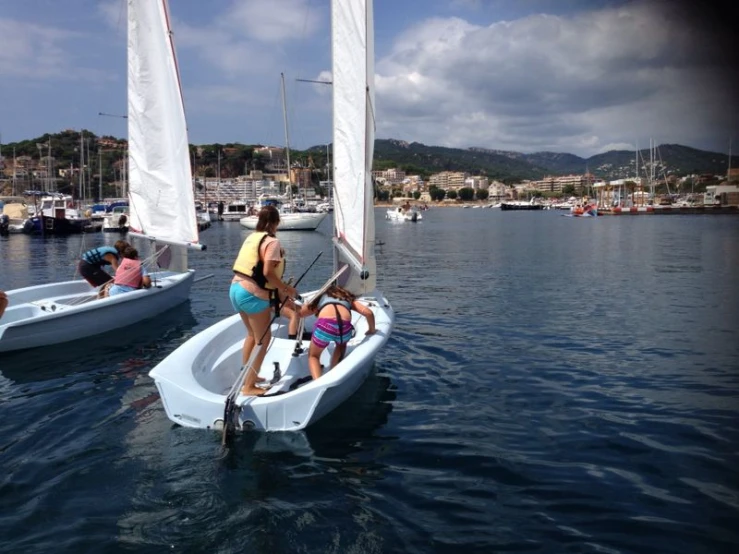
[239,73,328,232]
[148,0,394,432]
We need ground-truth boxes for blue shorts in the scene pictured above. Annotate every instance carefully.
[109,284,137,296]
[229,282,270,314]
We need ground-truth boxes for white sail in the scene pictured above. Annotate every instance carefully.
[332,0,376,294]
[127,0,199,248]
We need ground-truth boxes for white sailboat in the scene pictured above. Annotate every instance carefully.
[239,73,328,232]
[0,0,203,353]
[149,0,394,432]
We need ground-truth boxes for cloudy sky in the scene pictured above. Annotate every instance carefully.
[0,0,736,158]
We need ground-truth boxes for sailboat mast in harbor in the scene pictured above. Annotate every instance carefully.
[281,72,293,207]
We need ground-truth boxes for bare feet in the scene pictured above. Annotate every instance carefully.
[241,385,269,396]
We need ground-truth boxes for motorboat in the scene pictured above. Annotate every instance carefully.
[102,203,130,233]
[386,205,422,222]
[0,196,32,234]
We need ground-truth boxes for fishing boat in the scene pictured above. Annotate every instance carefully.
[0,0,204,353]
[25,193,92,235]
[149,0,395,433]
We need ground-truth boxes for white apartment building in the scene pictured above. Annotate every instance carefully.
[371,167,406,185]
[531,174,593,194]
[429,171,468,191]
[487,180,508,200]
[465,175,489,190]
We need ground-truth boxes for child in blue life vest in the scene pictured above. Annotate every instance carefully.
[298,285,375,380]
[78,240,130,292]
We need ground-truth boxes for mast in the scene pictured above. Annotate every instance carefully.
[281,72,292,207]
[98,147,103,201]
[79,132,84,200]
[729,138,732,180]
[326,143,331,203]
[47,138,52,194]
[12,146,16,196]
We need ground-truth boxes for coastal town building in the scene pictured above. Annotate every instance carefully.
[487,180,508,200]
[371,167,406,186]
[465,175,489,190]
[530,174,594,194]
[428,171,467,191]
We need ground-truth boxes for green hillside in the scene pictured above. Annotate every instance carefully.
[2,131,733,198]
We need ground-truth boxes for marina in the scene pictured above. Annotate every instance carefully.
[1,209,738,552]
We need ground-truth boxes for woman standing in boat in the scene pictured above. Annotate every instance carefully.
[230,205,299,396]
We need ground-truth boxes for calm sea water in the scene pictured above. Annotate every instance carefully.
[1,208,738,553]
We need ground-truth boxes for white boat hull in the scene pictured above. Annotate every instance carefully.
[149,289,394,432]
[385,208,422,222]
[239,212,328,231]
[0,271,194,353]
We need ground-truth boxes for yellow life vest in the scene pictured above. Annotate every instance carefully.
[232,232,285,289]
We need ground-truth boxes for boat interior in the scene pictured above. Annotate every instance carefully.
[191,310,373,398]
[1,292,98,325]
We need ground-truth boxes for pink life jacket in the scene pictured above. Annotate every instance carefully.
[114,258,143,288]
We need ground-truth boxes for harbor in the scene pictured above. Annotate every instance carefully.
[2,210,738,553]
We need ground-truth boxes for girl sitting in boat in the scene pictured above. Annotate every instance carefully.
[298,285,375,380]
[107,246,152,296]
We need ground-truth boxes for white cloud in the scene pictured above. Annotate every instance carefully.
[0,18,79,79]
[217,0,323,43]
[374,1,738,156]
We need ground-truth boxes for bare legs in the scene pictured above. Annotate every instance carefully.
[239,308,272,396]
[331,344,347,370]
[0,290,7,320]
[307,342,347,380]
[307,342,323,380]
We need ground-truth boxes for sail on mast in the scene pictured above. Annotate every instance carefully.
[331,0,376,293]
[127,0,199,246]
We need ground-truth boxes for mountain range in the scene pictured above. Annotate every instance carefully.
[363,139,734,183]
[2,131,733,185]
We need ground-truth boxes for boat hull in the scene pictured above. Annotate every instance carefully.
[0,271,194,353]
[239,212,328,231]
[500,202,544,210]
[149,289,394,431]
[25,215,92,235]
[386,209,422,221]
